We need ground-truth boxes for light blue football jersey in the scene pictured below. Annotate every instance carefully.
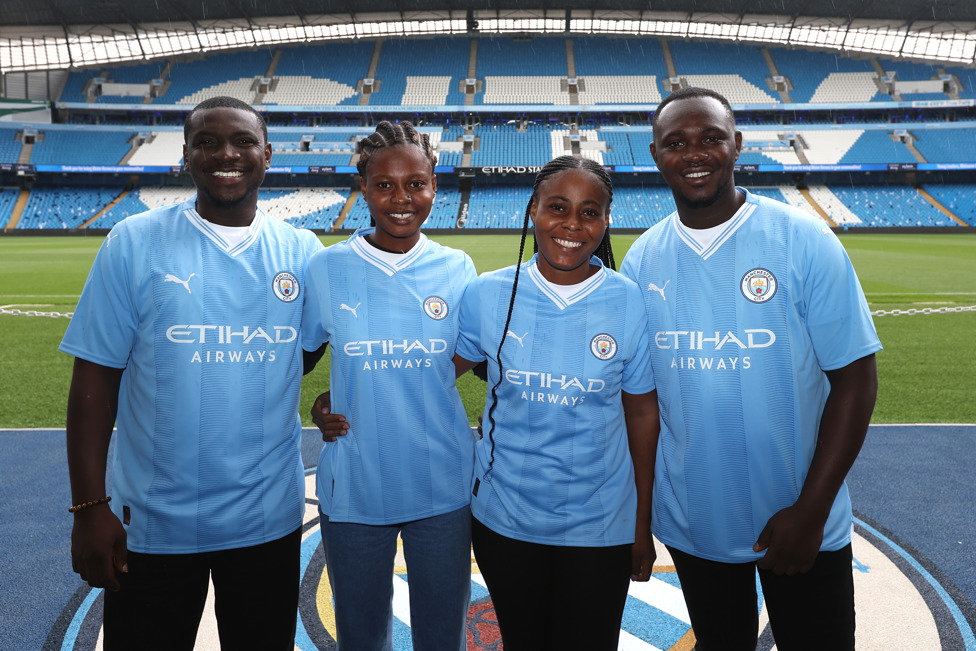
[620,189,882,563]
[456,255,655,547]
[302,229,477,525]
[60,198,323,554]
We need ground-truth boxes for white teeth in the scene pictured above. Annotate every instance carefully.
[389,213,413,220]
[685,170,710,178]
[554,238,583,248]
[212,171,243,177]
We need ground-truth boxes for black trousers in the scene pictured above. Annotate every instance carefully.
[472,517,632,651]
[102,526,302,651]
[667,543,855,651]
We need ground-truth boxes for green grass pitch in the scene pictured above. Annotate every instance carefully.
[1,232,974,428]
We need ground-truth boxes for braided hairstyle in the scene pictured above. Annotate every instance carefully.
[482,155,615,474]
[356,120,438,178]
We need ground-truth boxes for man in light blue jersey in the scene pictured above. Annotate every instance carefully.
[620,87,881,651]
[61,96,323,651]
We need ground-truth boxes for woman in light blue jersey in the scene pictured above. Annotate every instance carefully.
[453,156,661,650]
[302,121,476,651]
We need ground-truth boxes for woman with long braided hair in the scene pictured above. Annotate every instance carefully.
[453,155,661,650]
[302,120,476,651]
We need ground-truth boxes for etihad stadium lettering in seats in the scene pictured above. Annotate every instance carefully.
[477,166,543,175]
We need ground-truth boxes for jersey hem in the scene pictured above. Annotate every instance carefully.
[321,501,471,526]
[476,518,635,548]
[125,518,304,555]
[656,532,854,564]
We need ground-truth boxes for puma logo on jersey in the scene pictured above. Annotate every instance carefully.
[340,303,361,318]
[648,280,670,301]
[506,331,528,347]
[164,273,195,294]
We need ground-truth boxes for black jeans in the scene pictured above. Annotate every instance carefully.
[472,517,632,651]
[667,543,855,651]
[103,526,302,651]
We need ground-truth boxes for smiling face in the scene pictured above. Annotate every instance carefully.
[183,106,271,226]
[530,168,610,285]
[651,95,743,229]
[360,144,437,252]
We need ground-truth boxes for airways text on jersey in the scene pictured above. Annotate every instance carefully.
[655,328,776,372]
[505,369,606,407]
[166,324,297,365]
[344,338,449,371]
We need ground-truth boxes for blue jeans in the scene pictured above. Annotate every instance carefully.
[320,505,472,651]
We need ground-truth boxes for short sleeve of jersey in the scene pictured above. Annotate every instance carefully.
[620,279,655,395]
[59,220,139,368]
[302,246,331,352]
[456,272,489,363]
[794,218,882,370]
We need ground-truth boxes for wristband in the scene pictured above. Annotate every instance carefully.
[68,496,111,513]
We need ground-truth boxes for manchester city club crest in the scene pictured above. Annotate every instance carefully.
[740,268,778,304]
[273,271,300,302]
[424,296,448,320]
[590,333,618,360]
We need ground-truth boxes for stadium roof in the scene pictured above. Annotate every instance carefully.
[1,0,974,72]
[3,0,976,27]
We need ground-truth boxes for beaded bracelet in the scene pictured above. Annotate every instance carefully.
[68,496,111,513]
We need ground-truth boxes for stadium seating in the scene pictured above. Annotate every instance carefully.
[806,185,864,225]
[17,186,126,229]
[922,183,976,226]
[944,65,976,100]
[369,38,470,106]
[826,184,959,227]
[670,41,778,104]
[0,129,24,164]
[0,187,19,229]
[838,131,917,165]
[265,42,374,106]
[166,51,273,105]
[470,123,553,167]
[465,184,531,229]
[61,61,168,104]
[127,132,183,166]
[912,128,976,163]
[610,185,676,228]
[3,35,969,234]
[769,48,882,103]
[572,37,665,104]
[477,37,568,105]
[87,186,353,230]
[30,131,133,166]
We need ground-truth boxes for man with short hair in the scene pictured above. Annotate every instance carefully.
[61,96,323,650]
[621,86,881,651]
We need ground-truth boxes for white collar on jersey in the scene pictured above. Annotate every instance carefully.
[672,188,756,261]
[183,200,265,258]
[349,227,429,276]
[526,254,608,311]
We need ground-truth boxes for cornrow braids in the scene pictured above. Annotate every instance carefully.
[356,120,438,178]
[483,155,616,474]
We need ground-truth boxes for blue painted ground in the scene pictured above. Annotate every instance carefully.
[2,424,974,650]
[847,424,976,629]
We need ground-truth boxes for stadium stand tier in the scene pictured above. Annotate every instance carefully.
[2,35,974,233]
